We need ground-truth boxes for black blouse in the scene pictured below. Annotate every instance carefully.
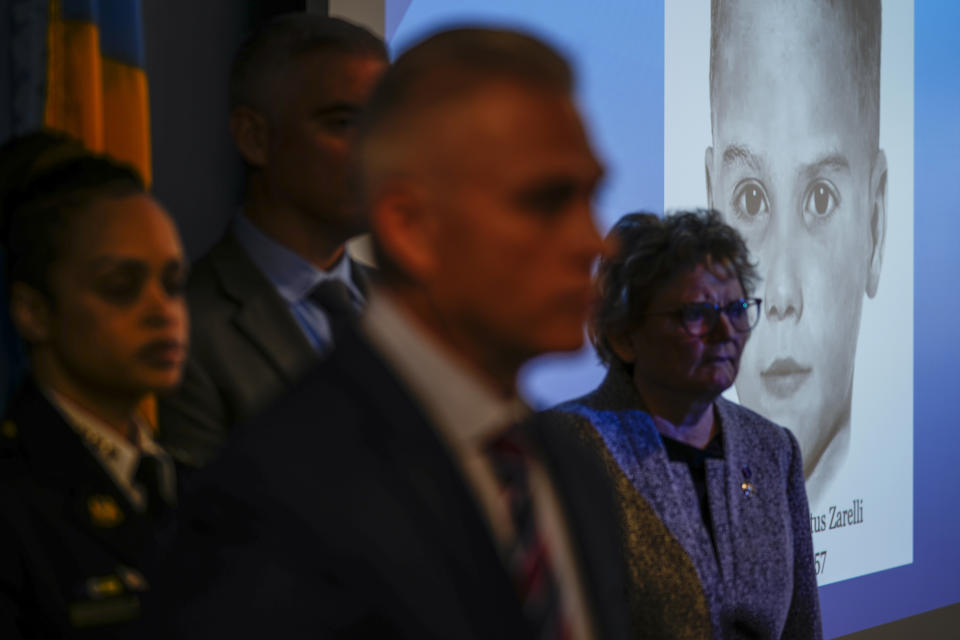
[661,430,724,549]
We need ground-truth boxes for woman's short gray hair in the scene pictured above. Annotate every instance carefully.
[591,209,759,366]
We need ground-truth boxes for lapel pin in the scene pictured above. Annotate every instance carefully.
[87,494,125,528]
[740,465,756,497]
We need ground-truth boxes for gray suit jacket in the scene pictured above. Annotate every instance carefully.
[544,365,822,640]
[157,232,368,468]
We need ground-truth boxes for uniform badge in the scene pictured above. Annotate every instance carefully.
[85,574,124,599]
[87,494,125,527]
[1,420,16,439]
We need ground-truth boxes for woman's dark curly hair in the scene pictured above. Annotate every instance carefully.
[0,130,145,296]
[591,209,759,366]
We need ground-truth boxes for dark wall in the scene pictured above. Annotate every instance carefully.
[142,0,313,259]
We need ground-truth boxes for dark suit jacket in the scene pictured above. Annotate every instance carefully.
[157,232,370,468]
[545,365,822,640]
[142,324,633,639]
[0,380,163,639]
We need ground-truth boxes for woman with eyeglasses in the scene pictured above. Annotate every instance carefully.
[538,210,821,639]
[0,132,188,638]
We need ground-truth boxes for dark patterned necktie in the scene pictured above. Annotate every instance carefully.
[309,279,358,326]
[487,427,569,639]
[133,453,169,519]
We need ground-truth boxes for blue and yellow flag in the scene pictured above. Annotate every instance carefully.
[43,0,151,184]
[42,0,156,424]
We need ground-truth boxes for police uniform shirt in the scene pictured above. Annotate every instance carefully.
[47,389,176,511]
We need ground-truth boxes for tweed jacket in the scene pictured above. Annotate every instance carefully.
[157,232,370,468]
[545,364,822,640]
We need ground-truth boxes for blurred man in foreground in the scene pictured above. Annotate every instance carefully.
[145,27,632,639]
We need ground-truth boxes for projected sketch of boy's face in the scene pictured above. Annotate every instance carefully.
[706,0,886,476]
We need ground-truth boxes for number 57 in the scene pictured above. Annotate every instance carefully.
[814,551,827,575]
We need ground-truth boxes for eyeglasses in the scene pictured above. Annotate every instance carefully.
[644,298,762,337]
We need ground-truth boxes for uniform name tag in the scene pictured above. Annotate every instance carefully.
[68,594,140,628]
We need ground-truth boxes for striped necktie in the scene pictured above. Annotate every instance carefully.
[487,427,569,639]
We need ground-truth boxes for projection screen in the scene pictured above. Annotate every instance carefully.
[336,1,960,636]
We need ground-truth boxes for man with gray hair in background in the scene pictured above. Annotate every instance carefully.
[144,27,633,639]
[158,14,387,468]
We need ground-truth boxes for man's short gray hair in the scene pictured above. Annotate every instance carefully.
[229,13,387,111]
[355,27,575,280]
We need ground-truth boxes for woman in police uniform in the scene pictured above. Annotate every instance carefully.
[0,132,188,637]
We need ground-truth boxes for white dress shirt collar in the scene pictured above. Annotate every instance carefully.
[233,212,362,304]
[45,389,175,509]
